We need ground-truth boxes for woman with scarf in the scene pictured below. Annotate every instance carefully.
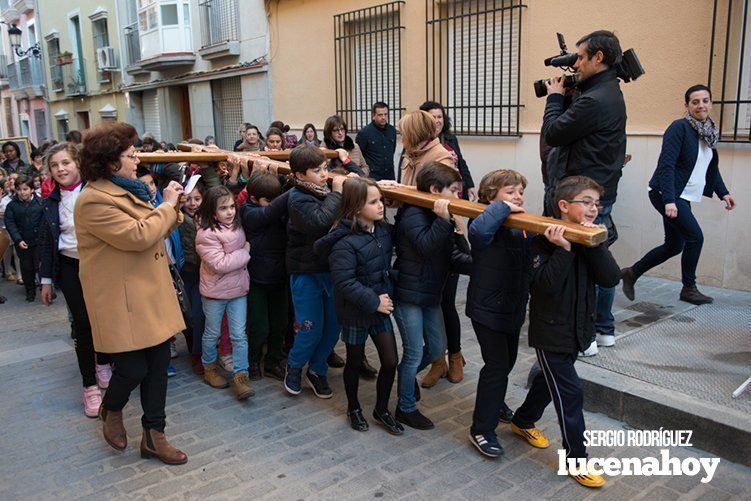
[323,115,369,177]
[621,84,736,305]
[75,122,188,465]
[397,111,454,186]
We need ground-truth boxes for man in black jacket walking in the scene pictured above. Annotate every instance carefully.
[541,30,627,353]
[355,102,397,181]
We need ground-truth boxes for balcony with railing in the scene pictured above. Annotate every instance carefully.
[198,0,240,59]
[7,56,45,98]
[61,58,87,97]
[134,0,195,72]
[0,54,9,88]
[123,22,148,75]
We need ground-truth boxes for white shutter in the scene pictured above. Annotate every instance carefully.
[142,89,161,139]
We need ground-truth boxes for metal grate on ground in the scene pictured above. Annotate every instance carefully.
[582,302,751,413]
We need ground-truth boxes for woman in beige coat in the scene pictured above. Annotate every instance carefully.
[397,110,454,187]
[75,122,188,465]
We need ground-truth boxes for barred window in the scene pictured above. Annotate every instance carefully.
[426,0,525,136]
[708,0,751,142]
[334,1,405,132]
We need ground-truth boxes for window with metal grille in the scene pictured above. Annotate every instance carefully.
[211,76,243,150]
[199,0,239,48]
[426,0,525,136]
[708,0,751,142]
[334,1,405,132]
[92,18,111,83]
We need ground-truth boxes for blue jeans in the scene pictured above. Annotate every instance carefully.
[394,302,446,412]
[201,296,249,375]
[633,190,703,287]
[593,203,616,339]
[182,269,205,355]
[287,273,341,375]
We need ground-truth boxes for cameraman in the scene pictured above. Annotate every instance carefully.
[542,30,626,355]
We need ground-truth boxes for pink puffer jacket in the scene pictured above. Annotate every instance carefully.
[195,224,250,299]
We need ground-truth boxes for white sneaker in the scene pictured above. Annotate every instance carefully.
[579,340,599,357]
[596,333,615,347]
[170,340,178,359]
[218,353,234,373]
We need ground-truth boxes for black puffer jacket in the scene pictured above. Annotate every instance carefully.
[466,201,532,330]
[527,236,620,354]
[5,194,44,246]
[542,68,627,205]
[393,204,471,307]
[241,190,290,285]
[314,219,394,327]
[286,185,341,274]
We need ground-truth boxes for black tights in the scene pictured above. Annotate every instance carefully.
[442,273,461,354]
[343,331,398,413]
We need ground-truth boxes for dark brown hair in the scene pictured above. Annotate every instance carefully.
[197,185,239,231]
[323,115,347,142]
[416,162,461,193]
[289,144,325,174]
[80,122,139,181]
[247,170,282,201]
[337,177,381,230]
[478,169,527,204]
[15,174,34,190]
[554,176,604,217]
[265,127,286,150]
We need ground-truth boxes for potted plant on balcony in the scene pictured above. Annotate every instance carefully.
[56,51,73,65]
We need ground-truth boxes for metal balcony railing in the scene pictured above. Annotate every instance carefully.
[124,22,141,67]
[7,57,45,89]
[62,58,86,97]
[199,0,239,48]
[0,54,8,79]
[50,62,64,92]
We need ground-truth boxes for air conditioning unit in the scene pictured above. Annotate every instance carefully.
[96,46,118,70]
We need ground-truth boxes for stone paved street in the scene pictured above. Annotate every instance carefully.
[0,276,749,500]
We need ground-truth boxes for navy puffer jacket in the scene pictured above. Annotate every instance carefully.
[393,204,471,307]
[315,219,394,327]
[465,201,532,330]
[241,190,290,285]
[286,185,342,275]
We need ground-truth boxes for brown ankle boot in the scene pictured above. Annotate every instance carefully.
[99,404,127,451]
[421,355,448,388]
[203,363,229,388]
[232,372,255,400]
[140,428,188,465]
[447,352,466,383]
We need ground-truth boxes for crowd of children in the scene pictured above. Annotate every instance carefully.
[0,116,622,488]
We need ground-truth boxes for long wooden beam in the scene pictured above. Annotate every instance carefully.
[137,149,607,247]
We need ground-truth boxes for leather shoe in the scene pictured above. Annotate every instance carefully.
[347,408,369,432]
[620,267,638,301]
[140,428,188,465]
[99,404,127,451]
[395,407,434,430]
[679,285,713,305]
[373,409,404,435]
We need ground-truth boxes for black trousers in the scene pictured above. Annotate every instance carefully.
[16,245,39,295]
[441,272,462,354]
[58,255,111,387]
[103,340,171,432]
[512,349,587,460]
[470,319,521,436]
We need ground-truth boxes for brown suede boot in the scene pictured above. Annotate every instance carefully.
[421,355,447,388]
[232,372,255,400]
[140,428,188,465]
[99,404,127,451]
[447,352,466,383]
[203,363,229,389]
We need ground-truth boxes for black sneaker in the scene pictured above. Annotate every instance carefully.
[359,355,378,379]
[347,408,369,432]
[249,362,263,381]
[469,432,504,458]
[498,403,514,424]
[395,407,434,430]
[373,409,404,435]
[306,370,333,399]
[327,352,345,368]
[284,364,302,395]
[264,361,286,381]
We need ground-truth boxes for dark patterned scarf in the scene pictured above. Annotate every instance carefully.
[293,176,331,197]
[684,112,718,148]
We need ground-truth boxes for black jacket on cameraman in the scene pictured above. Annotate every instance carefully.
[241,190,290,285]
[465,201,532,330]
[286,184,341,275]
[542,67,627,205]
[393,204,471,307]
[314,219,394,327]
[527,235,620,354]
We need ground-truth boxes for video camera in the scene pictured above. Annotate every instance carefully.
[533,33,645,98]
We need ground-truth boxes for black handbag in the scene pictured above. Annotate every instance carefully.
[168,263,192,327]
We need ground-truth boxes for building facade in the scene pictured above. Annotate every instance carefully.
[114,0,272,149]
[265,0,751,292]
[0,0,48,145]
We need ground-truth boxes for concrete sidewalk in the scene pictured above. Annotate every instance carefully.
[0,276,749,499]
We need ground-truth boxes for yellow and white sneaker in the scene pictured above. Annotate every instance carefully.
[510,423,550,449]
[569,467,606,488]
